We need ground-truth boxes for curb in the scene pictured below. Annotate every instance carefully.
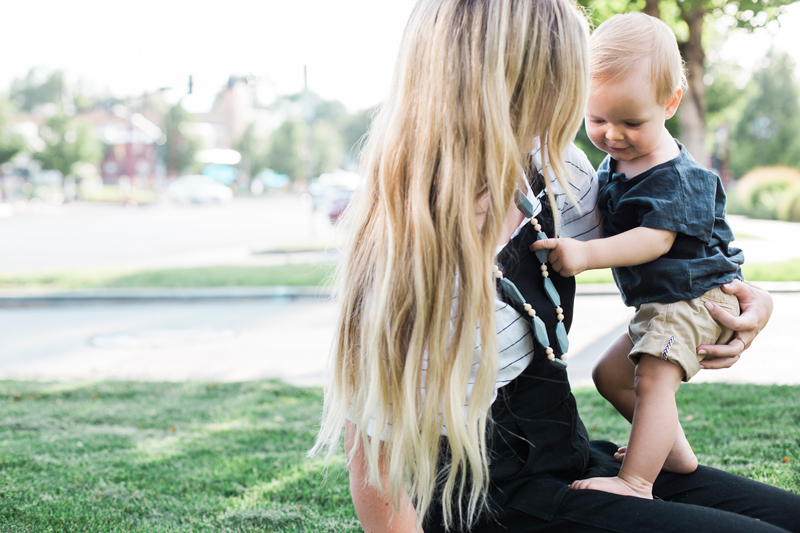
[1,282,798,306]
[0,286,334,307]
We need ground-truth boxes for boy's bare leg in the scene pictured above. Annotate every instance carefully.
[593,333,698,474]
[573,355,686,498]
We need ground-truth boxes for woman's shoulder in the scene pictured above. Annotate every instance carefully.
[528,140,601,241]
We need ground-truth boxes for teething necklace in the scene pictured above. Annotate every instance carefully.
[493,188,569,369]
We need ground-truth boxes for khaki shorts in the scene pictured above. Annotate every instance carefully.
[628,287,740,381]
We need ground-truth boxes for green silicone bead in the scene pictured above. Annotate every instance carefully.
[556,321,569,354]
[514,189,534,219]
[531,315,550,348]
[544,278,561,307]
[549,357,568,370]
[535,249,549,264]
[499,278,526,307]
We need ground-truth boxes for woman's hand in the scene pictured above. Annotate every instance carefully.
[697,279,774,369]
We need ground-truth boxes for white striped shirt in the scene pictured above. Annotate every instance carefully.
[361,142,601,438]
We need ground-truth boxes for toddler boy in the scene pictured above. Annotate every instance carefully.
[532,12,744,499]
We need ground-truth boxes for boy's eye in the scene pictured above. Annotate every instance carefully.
[590,119,605,124]
[625,122,642,127]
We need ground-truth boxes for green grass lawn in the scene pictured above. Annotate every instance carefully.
[576,259,800,284]
[0,264,336,291]
[1,259,798,291]
[1,381,798,532]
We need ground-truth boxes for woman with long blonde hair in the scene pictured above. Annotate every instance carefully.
[311,1,788,532]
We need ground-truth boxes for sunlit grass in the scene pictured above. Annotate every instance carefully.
[0,381,797,531]
[575,259,800,284]
[0,258,797,291]
[0,264,336,290]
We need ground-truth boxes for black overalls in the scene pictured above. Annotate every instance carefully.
[422,176,800,533]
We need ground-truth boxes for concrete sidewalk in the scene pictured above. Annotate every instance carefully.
[2,287,798,388]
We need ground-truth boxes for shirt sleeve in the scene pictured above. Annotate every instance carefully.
[530,140,603,241]
[636,166,716,244]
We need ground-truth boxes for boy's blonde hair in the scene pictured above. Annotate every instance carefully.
[310,0,589,529]
[590,12,687,104]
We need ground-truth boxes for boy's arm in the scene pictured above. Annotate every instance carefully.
[530,227,676,277]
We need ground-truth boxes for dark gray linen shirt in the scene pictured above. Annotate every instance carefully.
[597,141,744,307]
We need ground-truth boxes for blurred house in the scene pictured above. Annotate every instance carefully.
[84,107,164,187]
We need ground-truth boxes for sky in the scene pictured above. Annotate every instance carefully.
[1,0,799,114]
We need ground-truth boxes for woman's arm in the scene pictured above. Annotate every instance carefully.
[697,279,774,368]
[346,421,423,533]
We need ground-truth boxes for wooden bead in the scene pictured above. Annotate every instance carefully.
[547,354,555,361]
[542,271,549,278]
[534,224,542,232]
[557,313,565,321]
[523,303,532,311]
[494,270,503,279]
[555,307,563,314]
[527,309,536,317]
[492,264,499,272]
[561,354,569,362]
[545,347,554,355]
[540,264,548,272]
[531,218,538,225]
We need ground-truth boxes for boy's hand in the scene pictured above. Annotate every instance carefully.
[530,238,590,277]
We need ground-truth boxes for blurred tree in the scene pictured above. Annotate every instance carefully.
[0,97,25,166]
[235,123,268,179]
[163,103,200,176]
[729,50,800,178]
[10,69,71,113]
[578,0,798,165]
[342,106,375,165]
[262,93,374,179]
[33,114,102,177]
[265,120,305,180]
[312,120,344,176]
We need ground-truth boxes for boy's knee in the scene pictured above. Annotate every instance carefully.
[592,360,611,391]
[633,356,683,395]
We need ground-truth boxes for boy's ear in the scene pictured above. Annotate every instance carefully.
[664,88,682,119]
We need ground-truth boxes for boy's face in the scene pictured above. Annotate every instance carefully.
[584,68,680,164]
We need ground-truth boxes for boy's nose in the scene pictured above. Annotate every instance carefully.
[606,126,625,142]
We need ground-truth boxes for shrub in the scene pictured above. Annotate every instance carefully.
[778,184,800,222]
[731,166,800,220]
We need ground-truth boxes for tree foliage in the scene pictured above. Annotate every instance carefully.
[10,69,70,113]
[163,103,201,176]
[258,93,373,180]
[33,114,102,177]
[578,0,798,164]
[265,119,305,180]
[729,50,800,178]
[0,97,25,166]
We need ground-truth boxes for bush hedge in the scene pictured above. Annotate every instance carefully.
[729,166,800,221]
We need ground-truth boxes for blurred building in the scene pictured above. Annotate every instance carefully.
[84,107,164,187]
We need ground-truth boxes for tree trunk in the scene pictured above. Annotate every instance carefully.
[644,0,660,19]
[677,6,710,166]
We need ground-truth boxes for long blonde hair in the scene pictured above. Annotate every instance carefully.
[311,0,589,528]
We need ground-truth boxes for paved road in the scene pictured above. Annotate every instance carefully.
[2,292,798,388]
[0,195,337,273]
[2,201,799,276]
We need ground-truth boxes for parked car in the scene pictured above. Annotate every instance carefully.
[167,175,233,204]
[327,190,353,223]
[308,169,361,214]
